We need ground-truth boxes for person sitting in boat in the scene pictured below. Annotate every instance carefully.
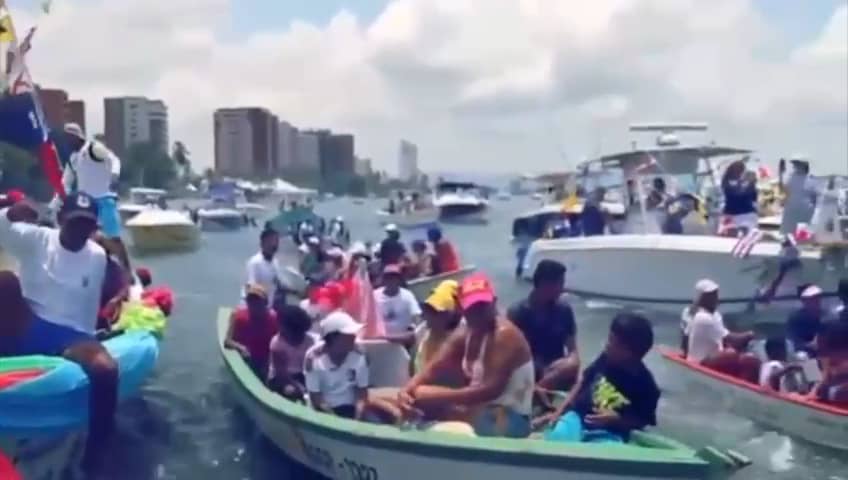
[0,193,119,471]
[374,265,421,344]
[413,280,464,384]
[245,228,282,302]
[684,279,759,382]
[427,226,460,274]
[304,311,369,419]
[535,312,659,444]
[268,304,316,402]
[786,285,824,356]
[379,224,407,266]
[225,284,278,379]
[408,239,434,278]
[720,159,758,235]
[759,337,806,393]
[396,274,535,438]
[809,320,848,406]
[508,260,579,399]
[59,123,131,272]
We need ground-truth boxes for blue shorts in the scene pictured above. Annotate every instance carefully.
[95,196,121,238]
[544,411,624,444]
[1,315,94,356]
[471,405,531,438]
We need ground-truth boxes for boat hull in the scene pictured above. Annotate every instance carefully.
[126,224,200,252]
[438,204,488,224]
[660,347,848,450]
[407,266,476,301]
[377,209,439,229]
[522,234,846,317]
[217,310,726,480]
[198,215,245,232]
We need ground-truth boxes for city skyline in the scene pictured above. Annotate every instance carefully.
[9,0,847,174]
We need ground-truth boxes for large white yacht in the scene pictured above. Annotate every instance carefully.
[521,123,848,317]
[433,181,489,224]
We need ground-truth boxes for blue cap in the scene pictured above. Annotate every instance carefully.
[59,192,98,222]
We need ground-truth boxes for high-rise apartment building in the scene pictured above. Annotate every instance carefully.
[103,96,169,158]
[295,131,320,172]
[398,139,419,182]
[214,107,278,178]
[37,87,86,132]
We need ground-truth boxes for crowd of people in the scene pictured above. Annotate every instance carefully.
[226,252,668,444]
[681,277,848,405]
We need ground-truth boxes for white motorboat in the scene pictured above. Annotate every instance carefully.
[521,123,848,317]
[118,187,168,223]
[125,208,200,252]
[197,205,246,231]
[433,181,489,224]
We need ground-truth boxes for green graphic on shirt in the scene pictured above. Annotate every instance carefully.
[592,376,630,411]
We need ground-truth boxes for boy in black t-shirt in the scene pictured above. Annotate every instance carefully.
[536,312,660,443]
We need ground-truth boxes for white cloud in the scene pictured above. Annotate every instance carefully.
[11,0,848,174]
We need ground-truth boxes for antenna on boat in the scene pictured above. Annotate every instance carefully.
[629,122,709,148]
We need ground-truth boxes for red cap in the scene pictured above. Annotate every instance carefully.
[459,273,496,310]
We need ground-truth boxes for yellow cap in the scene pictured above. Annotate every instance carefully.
[425,280,459,312]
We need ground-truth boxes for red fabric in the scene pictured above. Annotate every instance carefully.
[231,307,278,367]
[5,189,25,203]
[343,264,385,338]
[435,240,460,272]
[37,142,66,199]
[0,368,45,390]
[0,450,21,480]
[142,287,174,316]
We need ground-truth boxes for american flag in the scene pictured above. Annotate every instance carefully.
[731,229,764,258]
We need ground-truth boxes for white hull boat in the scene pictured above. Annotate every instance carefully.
[197,208,245,232]
[125,209,200,252]
[434,182,489,224]
[118,187,168,223]
[522,234,847,317]
[660,347,848,451]
[376,208,439,228]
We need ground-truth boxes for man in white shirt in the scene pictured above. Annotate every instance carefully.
[374,264,421,337]
[304,311,369,419]
[245,229,281,301]
[0,192,118,471]
[61,123,130,271]
[686,278,758,381]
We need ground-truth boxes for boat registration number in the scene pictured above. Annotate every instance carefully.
[300,436,379,480]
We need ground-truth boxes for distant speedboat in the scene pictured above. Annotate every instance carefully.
[376,208,439,229]
[197,206,245,231]
[125,208,200,252]
[433,181,489,224]
[496,191,511,201]
[119,187,168,223]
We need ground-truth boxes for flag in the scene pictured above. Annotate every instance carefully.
[731,229,764,258]
[0,6,65,198]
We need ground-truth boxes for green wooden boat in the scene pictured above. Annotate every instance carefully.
[217,308,748,480]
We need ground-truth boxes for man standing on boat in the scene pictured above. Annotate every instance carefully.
[781,157,816,235]
[58,123,130,271]
[0,193,119,472]
[378,224,406,266]
[508,260,579,395]
[244,228,282,301]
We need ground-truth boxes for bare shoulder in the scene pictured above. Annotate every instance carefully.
[495,318,531,354]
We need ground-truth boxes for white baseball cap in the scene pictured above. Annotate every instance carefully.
[327,247,345,258]
[307,236,320,245]
[800,285,822,298]
[695,279,719,293]
[384,223,398,232]
[319,311,363,336]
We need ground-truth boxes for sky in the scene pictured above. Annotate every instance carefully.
[7,0,848,175]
